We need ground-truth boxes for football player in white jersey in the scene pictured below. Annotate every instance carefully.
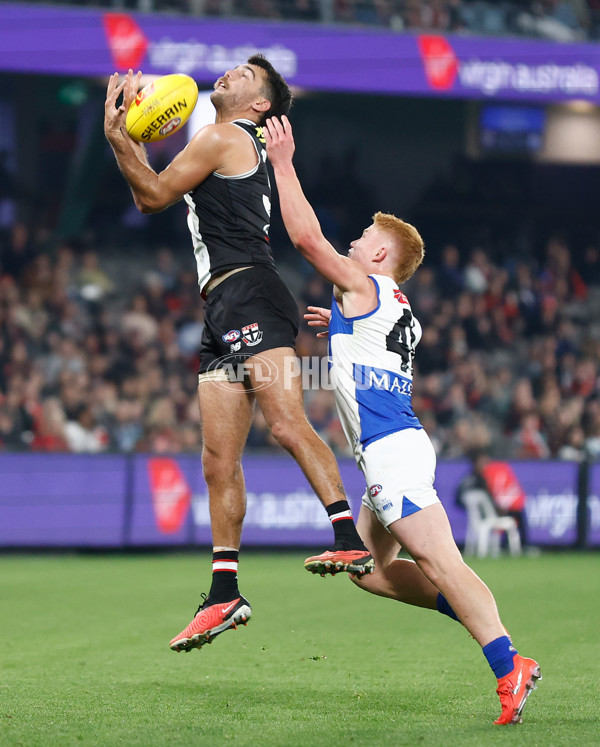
[264,115,541,726]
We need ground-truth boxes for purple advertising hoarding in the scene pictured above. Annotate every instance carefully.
[129,455,470,547]
[433,461,471,543]
[128,455,198,546]
[0,454,593,548]
[0,454,126,547]
[1,3,600,103]
[514,461,580,546]
[128,454,363,547]
[586,464,600,547]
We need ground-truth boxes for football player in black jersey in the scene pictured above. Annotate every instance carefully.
[104,57,373,653]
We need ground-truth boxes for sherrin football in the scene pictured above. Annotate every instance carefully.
[126,74,199,143]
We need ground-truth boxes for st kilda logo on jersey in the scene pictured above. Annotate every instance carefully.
[241,322,263,347]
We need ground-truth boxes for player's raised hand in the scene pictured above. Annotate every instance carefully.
[122,69,142,112]
[104,69,142,142]
[264,115,295,166]
[305,305,331,337]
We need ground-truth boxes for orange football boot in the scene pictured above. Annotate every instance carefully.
[304,547,374,577]
[495,654,541,725]
[170,594,251,652]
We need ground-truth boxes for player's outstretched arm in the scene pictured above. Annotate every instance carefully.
[104,70,228,214]
[265,116,370,296]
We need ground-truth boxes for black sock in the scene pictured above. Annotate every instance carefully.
[208,550,240,602]
[326,500,366,549]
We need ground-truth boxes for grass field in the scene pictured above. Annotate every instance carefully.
[1,551,599,746]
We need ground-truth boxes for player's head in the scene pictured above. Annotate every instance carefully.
[372,212,425,284]
[348,212,425,284]
[247,54,292,123]
[211,54,292,125]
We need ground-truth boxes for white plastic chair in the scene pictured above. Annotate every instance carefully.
[461,488,522,558]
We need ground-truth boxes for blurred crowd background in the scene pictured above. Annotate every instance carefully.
[16,0,600,42]
[2,210,599,460]
[1,0,599,461]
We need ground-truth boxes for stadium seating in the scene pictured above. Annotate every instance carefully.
[461,487,522,557]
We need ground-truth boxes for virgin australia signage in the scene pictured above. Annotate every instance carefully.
[1,3,600,103]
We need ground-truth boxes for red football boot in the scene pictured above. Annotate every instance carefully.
[495,655,542,725]
[170,594,251,652]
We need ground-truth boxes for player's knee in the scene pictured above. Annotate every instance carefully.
[268,418,301,453]
[414,553,455,589]
[202,448,240,485]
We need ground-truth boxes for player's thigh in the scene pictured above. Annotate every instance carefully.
[357,503,401,567]
[388,502,462,567]
[248,347,307,425]
[197,374,255,458]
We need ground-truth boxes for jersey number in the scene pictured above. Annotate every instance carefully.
[386,309,416,374]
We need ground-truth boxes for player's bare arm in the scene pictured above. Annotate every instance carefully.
[264,116,377,316]
[104,70,254,214]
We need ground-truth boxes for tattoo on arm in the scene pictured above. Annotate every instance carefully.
[336,482,346,497]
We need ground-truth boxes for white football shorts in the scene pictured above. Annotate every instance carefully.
[361,427,440,528]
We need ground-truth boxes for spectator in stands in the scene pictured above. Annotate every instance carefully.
[76,249,115,302]
[2,222,36,280]
[0,407,25,450]
[31,398,68,452]
[436,243,464,298]
[512,411,551,459]
[558,423,586,461]
[456,449,529,550]
[64,404,108,453]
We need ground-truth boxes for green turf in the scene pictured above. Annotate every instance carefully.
[1,551,599,746]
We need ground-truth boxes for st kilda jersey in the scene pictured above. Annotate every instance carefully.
[328,274,423,464]
[184,119,276,292]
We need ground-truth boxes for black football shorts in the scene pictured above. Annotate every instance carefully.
[198,265,300,375]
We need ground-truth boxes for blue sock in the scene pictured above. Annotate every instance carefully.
[482,636,518,679]
[436,592,459,622]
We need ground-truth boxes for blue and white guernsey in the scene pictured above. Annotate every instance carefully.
[328,274,423,464]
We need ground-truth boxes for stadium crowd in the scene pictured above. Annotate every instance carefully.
[16,0,600,41]
[3,0,599,460]
[1,213,599,460]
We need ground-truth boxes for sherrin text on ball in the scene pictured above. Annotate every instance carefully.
[125,74,199,143]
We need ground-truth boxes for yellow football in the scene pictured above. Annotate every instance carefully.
[125,74,199,143]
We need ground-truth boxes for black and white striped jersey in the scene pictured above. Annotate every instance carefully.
[184,119,276,292]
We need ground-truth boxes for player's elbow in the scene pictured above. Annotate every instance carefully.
[138,203,159,215]
[135,195,164,214]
